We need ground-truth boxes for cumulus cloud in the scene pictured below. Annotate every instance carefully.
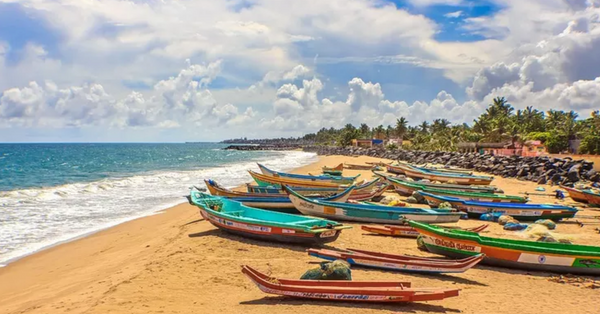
[0,61,252,129]
[444,11,463,18]
[465,12,600,116]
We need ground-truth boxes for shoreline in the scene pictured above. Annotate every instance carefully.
[0,149,317,267]
[1,155,599,314]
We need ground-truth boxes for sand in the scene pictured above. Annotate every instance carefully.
[1,155,599,314]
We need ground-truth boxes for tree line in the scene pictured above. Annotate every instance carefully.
[301,97,600,154]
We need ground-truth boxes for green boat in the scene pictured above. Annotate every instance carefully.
[187,190,351,244]
[410,221,600,275]
[374,172,503,195]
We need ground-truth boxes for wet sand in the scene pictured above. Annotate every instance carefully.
[1,155,599,314]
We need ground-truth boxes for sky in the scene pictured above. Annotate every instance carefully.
[1,0,600,142]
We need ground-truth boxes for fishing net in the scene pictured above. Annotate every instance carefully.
[416,235,428,251]
[300,260,352,280]
[503,222,528,231]
[438,202,452,210]
[523,224,574,243]
[534,219,556,230]
[498,215,519,226]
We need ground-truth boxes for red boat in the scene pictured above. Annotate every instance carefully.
[361,224,488,238]
[561,185,589,203]
[242,265,460,303]
[584,189,600,206]
[308,248,484,274]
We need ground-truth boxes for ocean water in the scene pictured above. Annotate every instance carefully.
[0,143,317,266]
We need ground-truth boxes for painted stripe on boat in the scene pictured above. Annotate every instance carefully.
[517,253,575,266]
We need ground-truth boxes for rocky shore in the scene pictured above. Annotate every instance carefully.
[223,144,302,151]
[303,146,600,185]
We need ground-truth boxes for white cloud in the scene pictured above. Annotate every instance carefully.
[444,11,463,18]
[0,61,252,129]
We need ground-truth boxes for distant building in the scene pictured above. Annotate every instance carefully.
[457,141,547,157]
[352,139,384,148]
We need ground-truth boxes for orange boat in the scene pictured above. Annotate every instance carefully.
[242,265,460,303]
[361,224,489,238]
[561,185,589,203]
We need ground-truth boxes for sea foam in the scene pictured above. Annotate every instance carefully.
[0,150,317,265]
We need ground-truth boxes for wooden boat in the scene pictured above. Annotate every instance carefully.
[308,248,485,273]
[322,163,343,176]
[418,191,578,221]
[285,186,464,224]
[203,179,354,211]
[206,179,387,203]
[344,163,379,170]
[374,172,503,195]
[361,224,489,238]
[417,188,526,204]
[247,177,381,195]
[583,189,600,206]
[250,170,357,188]
[560,185,589,203]
[242,265,460,302]
[410,221,600,275]
[387,163,494,185]
[187,190,351,244]
[257,163,358,184]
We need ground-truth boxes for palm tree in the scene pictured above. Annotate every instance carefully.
[359,123,371,138]
[419,121,429,134]
[395,117,408,140]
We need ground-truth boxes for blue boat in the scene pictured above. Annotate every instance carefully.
[285,186,463,224]
[418,191,578,221]
[257,163,359,183]
[204,179,355,213]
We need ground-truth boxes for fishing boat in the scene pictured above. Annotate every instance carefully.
[187,190,351,244]
[242,265,460,303]
[250,170,358,188]
[410,221,600,275]
[322,163,343,176]
[374,172,503,195]
[560,185,589,203]
[285,186,464,224]
[206,179,387,203]
[308,248,485,274]
[361,224,489,238]
[247,177,381,195]
[344,163,379,171]
[418,188,526,204]
[203,180,354,211]
[418,191,578,221]
[387,163,494,185]
[257,163,358,184]
[583,189,600,206]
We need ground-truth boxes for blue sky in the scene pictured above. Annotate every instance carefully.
[1,0,599,142]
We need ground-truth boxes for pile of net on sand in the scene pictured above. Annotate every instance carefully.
[498,215,519,225]
[300,260,352,280]
[524,224,573,244]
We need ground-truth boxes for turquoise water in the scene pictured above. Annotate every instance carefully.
[0,143,317,265]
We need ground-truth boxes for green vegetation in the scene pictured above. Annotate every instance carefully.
[302,97,600,154]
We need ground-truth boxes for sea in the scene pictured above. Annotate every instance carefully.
[0,143,318,266]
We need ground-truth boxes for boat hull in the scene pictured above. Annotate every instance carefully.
[389,163,493,185]
[308,249,484,274]
[420,192,577,221]
[287,188,462,224]
[410,221,600,275]
[242,265,460,303]
[560,186,589,203]
[200,209,341,244]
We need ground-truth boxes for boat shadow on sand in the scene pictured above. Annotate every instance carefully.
[188,228,338,253]
[240,296,461,313]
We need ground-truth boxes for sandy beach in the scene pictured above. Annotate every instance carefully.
[1,155,599,314]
